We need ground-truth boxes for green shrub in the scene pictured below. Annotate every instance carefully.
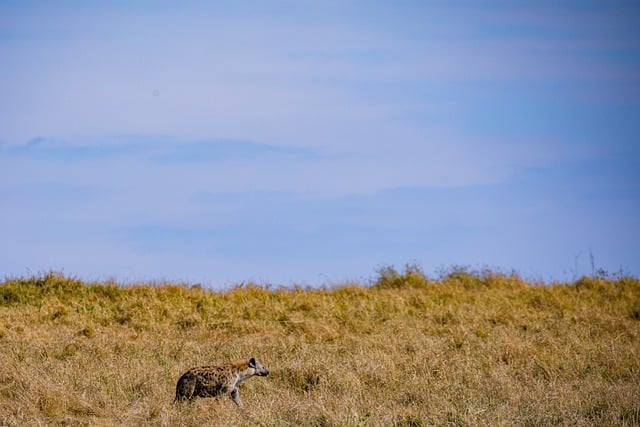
[372,263,429,289]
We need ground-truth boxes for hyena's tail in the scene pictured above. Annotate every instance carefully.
[173,372,194,404]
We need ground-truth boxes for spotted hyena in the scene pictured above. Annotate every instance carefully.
[173,357,269,406]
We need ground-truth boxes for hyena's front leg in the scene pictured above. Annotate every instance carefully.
[230,387,243,407]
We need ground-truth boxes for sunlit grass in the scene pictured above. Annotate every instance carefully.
[1,268,639,426]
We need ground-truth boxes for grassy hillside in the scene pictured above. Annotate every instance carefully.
[1,268,639,426]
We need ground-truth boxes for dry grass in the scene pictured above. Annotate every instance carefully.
[0,269,639,426]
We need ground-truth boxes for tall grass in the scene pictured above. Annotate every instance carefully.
[0,269,639,426]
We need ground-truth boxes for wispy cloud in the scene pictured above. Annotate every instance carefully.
[3,136,314,164]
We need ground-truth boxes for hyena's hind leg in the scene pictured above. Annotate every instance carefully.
[174,372,197,404]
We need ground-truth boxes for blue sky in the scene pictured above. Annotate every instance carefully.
[1,1,639,286]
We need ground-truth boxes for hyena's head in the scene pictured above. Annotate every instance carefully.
[249,357,269,377]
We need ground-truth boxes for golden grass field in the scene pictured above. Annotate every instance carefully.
[1,267,639,426]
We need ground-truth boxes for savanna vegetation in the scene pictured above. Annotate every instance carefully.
[0,266,639,426]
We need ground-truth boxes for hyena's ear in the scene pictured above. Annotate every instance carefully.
[249,358,256,368]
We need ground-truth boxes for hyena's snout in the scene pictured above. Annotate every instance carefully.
[257,367,269,376]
